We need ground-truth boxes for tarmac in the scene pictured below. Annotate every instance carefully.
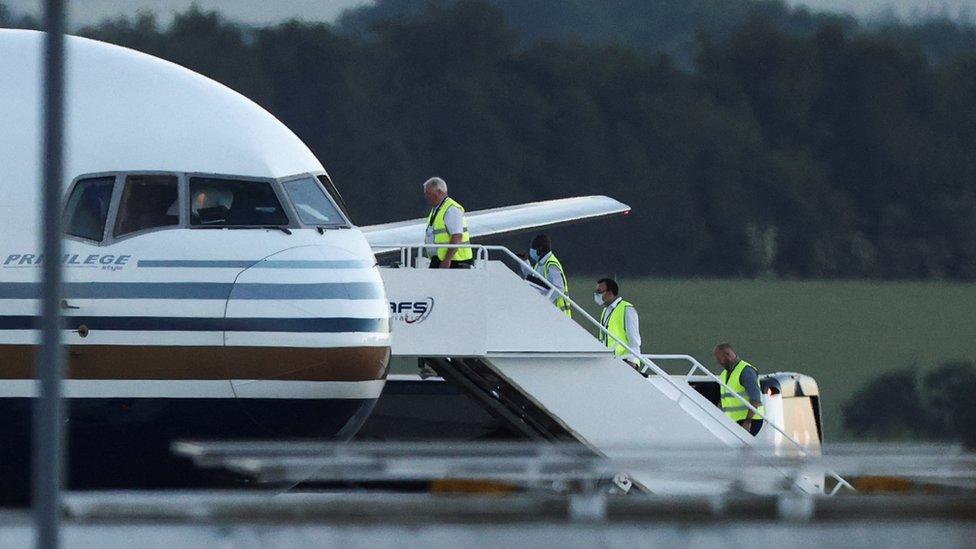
[2,491,975,548]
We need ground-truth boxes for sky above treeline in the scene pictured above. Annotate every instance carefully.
[4,0,975,28]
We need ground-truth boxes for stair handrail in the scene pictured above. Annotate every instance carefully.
[378,243,855,494]
[392,244,491,269]
[645,353,855,495]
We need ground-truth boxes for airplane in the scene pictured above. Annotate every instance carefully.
[0,29,628,500]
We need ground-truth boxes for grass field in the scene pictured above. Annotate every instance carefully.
[570,277,976,440]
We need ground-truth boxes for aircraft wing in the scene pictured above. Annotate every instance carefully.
[361,195,630,252]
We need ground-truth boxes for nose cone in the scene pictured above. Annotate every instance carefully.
[225,244,390,350]
[219,244,390,438]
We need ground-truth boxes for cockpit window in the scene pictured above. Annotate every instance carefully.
[282,177,347,227]
[64,176,115,242]
[189,177,289,227]
[317,174,352,220]
[114,175,179,237]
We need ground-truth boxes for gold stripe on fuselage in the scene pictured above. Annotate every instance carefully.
[0,345,389,381]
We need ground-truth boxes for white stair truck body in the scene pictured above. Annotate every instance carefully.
[380,258,831,494]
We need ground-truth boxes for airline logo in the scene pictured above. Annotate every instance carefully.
[3,253,132,271]
[389,298,434,324]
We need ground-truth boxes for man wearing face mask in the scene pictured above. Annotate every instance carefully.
[594,278,647,376]
[520,234,572,317]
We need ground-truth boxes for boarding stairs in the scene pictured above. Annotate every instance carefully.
[378,245,852,495]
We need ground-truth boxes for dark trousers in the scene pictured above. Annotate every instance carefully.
[428,257,473,269]
[738,419,764,436]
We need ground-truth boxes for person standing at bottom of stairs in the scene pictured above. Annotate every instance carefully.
[713,343,765,436]
[595,278,648,377]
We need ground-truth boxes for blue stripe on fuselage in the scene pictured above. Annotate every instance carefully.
[0,282,383,300]
[0,316,390,333]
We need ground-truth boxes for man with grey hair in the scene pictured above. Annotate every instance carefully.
[423,177,472,268]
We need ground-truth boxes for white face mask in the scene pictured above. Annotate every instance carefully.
[593,292,605,306]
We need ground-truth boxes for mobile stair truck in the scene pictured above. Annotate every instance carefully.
[373,244,852,496]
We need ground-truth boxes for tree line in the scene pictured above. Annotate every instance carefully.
[843,361,976,449]
[3,0,975,279]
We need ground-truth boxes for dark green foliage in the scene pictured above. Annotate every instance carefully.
[0,1,36,28]
[921,362,976,447]
[842,369,926,439]
[338,0,854,68]
[5,0,976,280]
[843,362,976,447]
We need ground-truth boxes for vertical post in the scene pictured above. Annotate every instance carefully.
[34,1,66,548]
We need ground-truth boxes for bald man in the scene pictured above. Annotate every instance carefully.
[713,343,764,436]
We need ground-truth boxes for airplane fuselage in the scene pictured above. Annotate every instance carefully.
[0,29,394,499]
[0,224,391,500]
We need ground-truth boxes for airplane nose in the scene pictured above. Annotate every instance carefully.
[221,245,390,437]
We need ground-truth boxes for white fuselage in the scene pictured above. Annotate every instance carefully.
[0,226,390,400]
[0,29,391,400]
[0,30,391,496]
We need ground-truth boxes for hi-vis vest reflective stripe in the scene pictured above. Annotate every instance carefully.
[719,359,765,422]
[426,197,472,262]
[600,299,633,357]
[535,253,571,318]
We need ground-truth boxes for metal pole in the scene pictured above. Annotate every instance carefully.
[34,1,66,547]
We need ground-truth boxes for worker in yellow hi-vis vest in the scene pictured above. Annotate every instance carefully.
[713,342,765,436]
[595,278,647,376]
[422,177,472,269]
[519,234,572,318]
